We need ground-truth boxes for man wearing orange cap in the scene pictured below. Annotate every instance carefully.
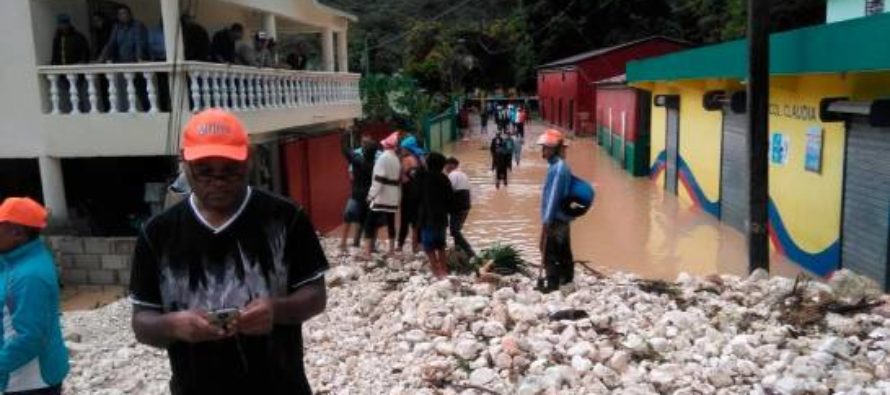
[129,109,329,394]
[0,197,69,395]
[537,129,575,293]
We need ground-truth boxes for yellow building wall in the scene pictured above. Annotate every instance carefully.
[767,72,890,274]
[636,71,890,276]
[645,81,739,212]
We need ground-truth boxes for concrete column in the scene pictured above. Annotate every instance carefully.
[263,14,278,64]
[38,156,68,223]
[321,28,335,72]
[160,0,183,62]
[337,29,349,73]
[263,14,278,40]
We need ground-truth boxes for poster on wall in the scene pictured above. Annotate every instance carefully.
[805,126,824,174]
[770,132,790,166]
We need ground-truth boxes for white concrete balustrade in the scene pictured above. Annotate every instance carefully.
[37,62,361,115]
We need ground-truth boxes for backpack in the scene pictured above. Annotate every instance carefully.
[561,175,595,218]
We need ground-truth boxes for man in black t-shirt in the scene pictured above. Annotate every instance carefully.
[129,109,329,395]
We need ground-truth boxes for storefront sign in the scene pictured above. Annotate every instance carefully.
[805,126,824,173]
[770,132,790,166]
[769,103,818,121]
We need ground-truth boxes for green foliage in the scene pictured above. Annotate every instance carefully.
[328,0,825,94]
[477,243,526,274]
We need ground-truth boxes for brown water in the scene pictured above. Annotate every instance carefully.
[444,120,808,281]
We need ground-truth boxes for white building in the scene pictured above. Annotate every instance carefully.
[1,0,361,235]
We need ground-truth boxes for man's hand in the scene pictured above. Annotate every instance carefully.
[236,298,275,335]
[168,310,230,343]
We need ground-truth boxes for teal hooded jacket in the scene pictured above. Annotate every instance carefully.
[0,239,69,392]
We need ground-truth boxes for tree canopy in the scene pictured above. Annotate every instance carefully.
[326,0,825,93]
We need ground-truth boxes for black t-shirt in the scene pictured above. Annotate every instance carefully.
[129,188,329,395]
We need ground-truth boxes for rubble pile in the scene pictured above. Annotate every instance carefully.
[61,239,890,394]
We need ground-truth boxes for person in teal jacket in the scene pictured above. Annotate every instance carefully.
[0,197,69,395]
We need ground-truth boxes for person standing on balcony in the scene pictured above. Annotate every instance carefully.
[98,5,148,63]
[129,109,329,394]
[90,12,112,60]
[51,14,89,65]
[445,157,475,257]
[181,15,210,61]
[363,132,402,258]
[210,24,244,63]
[0,197,70,395]
[237,32,274,67]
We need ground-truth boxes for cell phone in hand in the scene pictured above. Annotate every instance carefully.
[207,308,240,328]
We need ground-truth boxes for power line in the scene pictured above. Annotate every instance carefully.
[367,0,478,51]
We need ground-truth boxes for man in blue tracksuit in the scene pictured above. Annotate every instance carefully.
[0,197,69,395]
[538,129,574,293]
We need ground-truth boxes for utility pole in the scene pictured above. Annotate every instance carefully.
[747,0,770,273]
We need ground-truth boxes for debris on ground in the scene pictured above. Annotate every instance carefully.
[61,238,890,394]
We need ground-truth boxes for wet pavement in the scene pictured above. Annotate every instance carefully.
[443,119,808,281]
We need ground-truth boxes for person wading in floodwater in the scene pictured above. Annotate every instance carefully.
[129,109,329,394]
[538,129,575,293]
[490,132,513,189]
[445,157,475,257]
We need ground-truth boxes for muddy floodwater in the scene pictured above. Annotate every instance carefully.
[443,120,808,282]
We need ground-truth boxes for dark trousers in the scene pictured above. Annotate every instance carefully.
[364,210,396,244]
[517,122,525,138]
[398,199,419,248]
[7,385,62,395]
[544,221,574,289]
[449,210,475,256]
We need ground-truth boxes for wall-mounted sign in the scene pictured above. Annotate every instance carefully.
[769,103,818,121]
[805,126,824,174]
[770,132,790,166]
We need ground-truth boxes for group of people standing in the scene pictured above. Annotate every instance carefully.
[51,5,311,69]
[0,108,592,395]
[483,103,527,189]
[339,130,475,276]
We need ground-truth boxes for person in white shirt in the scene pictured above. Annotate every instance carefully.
[364,132,402,257]
[444,157,475,257]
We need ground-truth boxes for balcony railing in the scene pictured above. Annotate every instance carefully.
[36,62,361,115]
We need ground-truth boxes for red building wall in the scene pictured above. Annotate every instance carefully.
[282,131,351,234]
[536,38,687,135]
[596,88,640,141]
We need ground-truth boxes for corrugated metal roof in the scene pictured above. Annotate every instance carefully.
[537,36,690,69]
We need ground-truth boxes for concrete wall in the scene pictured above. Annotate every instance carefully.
[1,1,47,158]
[46,236,135,287]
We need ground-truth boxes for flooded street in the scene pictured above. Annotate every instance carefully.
[444,119,808,281]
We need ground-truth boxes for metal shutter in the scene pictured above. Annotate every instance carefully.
[842,116,890,288]
[665,107,680,194]
[720,111,749,232]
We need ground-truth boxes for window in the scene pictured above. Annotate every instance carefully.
[866,0,884,15]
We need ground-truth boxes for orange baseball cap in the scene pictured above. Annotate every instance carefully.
[536,129,566,147]
[0,197,48,229]
[182,109,249,162]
